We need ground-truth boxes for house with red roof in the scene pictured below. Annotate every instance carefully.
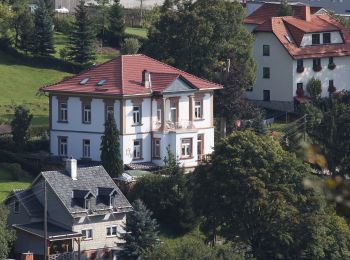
[244,2,350,111]
[41,54,222,169]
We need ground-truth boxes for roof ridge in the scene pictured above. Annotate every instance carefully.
[138,54,222,88]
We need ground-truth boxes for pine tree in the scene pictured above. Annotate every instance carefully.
[68,0,95,65]
[11,106,33,152]
[121,200,159,259]
[32,0,55,56]
[100,114,123,177]
[107,0,124,47]
[17,8,35,54]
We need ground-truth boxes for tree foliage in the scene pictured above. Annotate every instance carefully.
[0,204,15,259]
[68,0,96,65]
[121,199,159,259]
[278,0,293,16]
[14,7,34,53]
[32,0,55,56]
[11,106,33,152]
[121,37,141,55]
[191,130,350,259]
[100,114,123,177]
[307,77,322,101]
[0,3,14,42]
[107,0,124,47]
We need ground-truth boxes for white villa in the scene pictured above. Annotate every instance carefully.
[244,2,350,111]
[42,54,222,169]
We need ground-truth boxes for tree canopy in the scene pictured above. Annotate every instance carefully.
[11,106,33,152]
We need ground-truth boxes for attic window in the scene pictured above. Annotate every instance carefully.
[80,78,90,85]
[97,79,107,86]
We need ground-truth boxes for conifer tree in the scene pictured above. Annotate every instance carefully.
[100,114,123,177]
[11,106,33,152]
[32,0,55,56]
[68,0,95,65]
[278,0,293,16]
[17,8,35,54]
[121,200,159,259]
[107,0,124,47]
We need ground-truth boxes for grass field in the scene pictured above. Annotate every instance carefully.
[0,164,32,201]
[125,27,148,38]
[0,50,71,126]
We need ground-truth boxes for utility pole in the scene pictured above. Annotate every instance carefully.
[44,180,48,260]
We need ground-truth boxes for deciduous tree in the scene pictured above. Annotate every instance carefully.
[0,204,15,259]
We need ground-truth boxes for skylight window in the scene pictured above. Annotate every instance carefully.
[285,35,292,43]
[80,78,90,85]
[97,79,107,86]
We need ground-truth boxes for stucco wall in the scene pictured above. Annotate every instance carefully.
[300,31,343,47]
[245,32,294,102]
[293,55,350,97]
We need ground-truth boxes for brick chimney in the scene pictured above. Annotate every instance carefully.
[301,5,311,22]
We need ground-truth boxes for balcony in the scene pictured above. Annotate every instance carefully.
[153,120,195,131]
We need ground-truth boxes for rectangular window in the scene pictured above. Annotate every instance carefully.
[170,102,177,123]
[297,59,303,68]
[263,90,270,101]
[14,200,19,214]
[82,229,93,240]
[58,137,67,157]
[297,83,303,90]
[329,80,334,87]
[106,105,114,121]
[133,106,141,125]
[133,139,142,159]
[83,139,90,158]
[83,104,91,124]
[263,45,270,56]
[85,198,91,210]
[157,103,162,122]
[197,134,204,161]
[59,102,68,122]
[323,32,331,44]
[263,67,270,79]
[106,226,117,237]
[153,138,161,158]
[313,58,322,71]
[194,100,202,119]
[312,34,320,45]
[181,138,192,158]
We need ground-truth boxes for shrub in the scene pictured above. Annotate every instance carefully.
[306,77,322,100]
[121,37,141,55]
[53,15,74,35]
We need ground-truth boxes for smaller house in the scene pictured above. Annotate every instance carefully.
[5,159,132,260]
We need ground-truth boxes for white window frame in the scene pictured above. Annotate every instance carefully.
[83,104,91,124]
[133,106,141,125]
[157,103,162,122]
[153,138,161,158]
[106,225,117,237]
[85,198,91,210]
[58,137,68,157]
[170,102,177,123]
[82,228,93,240]
[83,139,91,158]
[181,138,192,158]
[59,102,68,122]
[194,100,202,119]
[133,139,142,159]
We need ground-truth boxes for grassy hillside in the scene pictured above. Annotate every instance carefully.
[0,50,71,126]
[125,27,148,38]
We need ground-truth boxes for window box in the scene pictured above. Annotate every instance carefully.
[313,58,322,72]
[328,63,336,70]
[313,65,322,72]
[296,66,304,73]
[296,83,304,97]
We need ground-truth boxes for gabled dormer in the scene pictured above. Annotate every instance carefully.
[97,187,118,209]
[72,189,96,212]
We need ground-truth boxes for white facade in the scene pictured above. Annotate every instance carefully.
[50,90,215,168]
[245,30,350,111]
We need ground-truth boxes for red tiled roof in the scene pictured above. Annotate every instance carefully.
[245,3,350,59]
[244,3,321,25]
[42,54,222,96]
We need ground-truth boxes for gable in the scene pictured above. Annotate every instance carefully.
[163,77,196,93]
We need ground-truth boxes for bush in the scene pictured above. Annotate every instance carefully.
[28,125,49,138]
[307,77,322,100]
[53,15,74,35]
[121,37,141,55]
[0,149,41,176]
[0,163,30,181]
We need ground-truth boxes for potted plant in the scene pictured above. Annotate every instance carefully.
[328,62,336,70]
[313,64,322,72]
[297,65,304,73]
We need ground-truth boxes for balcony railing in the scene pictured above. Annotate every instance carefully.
[153,120,194,131]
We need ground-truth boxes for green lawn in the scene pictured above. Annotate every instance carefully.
[0,164,32,201]
[0,50,70,126]
[125,27,148,38]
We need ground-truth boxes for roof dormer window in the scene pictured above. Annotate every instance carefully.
[97,79,107,86]
[80,78,90,85]
[323,33,331,44]
[312,34,320,45]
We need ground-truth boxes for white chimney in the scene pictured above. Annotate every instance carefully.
[66,158,77,180]
[143,70,151,88]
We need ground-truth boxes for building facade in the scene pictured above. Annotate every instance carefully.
[42,54,222,168]
[5,160,132,259]
[244,2,350,111]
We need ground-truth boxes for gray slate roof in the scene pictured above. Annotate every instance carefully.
[11,189,44,217]
[40,166,132,215]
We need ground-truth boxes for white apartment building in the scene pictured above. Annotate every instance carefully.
[42,54,222,169]
[244,2,350,111]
